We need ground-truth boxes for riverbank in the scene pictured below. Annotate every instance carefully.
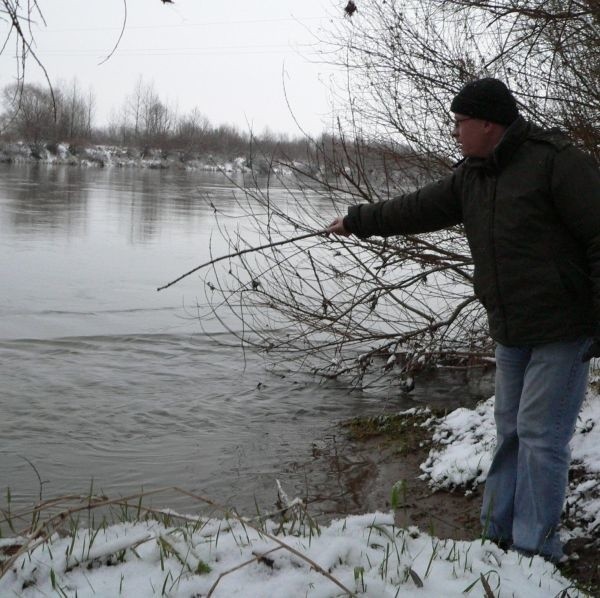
[0,140,304,174]
[1,388,597,596]
[339,392,600,595]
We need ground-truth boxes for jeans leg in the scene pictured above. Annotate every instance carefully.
[512,337,591,561]
[481,343,530,543]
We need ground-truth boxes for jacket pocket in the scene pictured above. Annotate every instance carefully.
[555,260,591,301]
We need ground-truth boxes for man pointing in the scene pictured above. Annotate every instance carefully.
[328,78,600,562]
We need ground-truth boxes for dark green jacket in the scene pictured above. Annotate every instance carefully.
[344,117,600,346]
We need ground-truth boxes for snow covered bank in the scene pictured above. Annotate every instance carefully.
[2,389,597,596]
[0,141,302,174]
[420,391,600,544]
[0,509,585,597]
[420,398,496,492]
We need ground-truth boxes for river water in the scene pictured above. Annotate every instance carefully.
[0,164,492,516]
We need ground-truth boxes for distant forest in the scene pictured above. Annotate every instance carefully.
[0,77,315,162]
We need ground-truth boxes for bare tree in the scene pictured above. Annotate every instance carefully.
[193,0,598,388]
[194,141,484,391]
[0,1,52,97]
[2,79,95,142]
[117,78,174,146]
[61,78,94,140]
[0,0,128,132]
[85,85,95,136]
[322,0,599,159]
[2,82,55,142]
[126,76,146,139]
[141,84,173,143]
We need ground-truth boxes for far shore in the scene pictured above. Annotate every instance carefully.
[0,140,308,175]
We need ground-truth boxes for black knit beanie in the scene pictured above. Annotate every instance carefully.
[450,78,519,125]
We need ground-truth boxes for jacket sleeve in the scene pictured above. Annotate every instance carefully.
[551,146,600,323]
[343,170,463,239]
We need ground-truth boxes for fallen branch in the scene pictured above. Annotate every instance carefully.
[157,229,329,292]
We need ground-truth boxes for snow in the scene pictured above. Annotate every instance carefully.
[0,511,584,597]
[567,393,600,540]
[0,141,299,174]
[420,389,600,542]
[571,396,600,472]
[420,397,496,490]
[2,391,598,596]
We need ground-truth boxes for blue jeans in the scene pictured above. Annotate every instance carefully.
[481,337,591,562]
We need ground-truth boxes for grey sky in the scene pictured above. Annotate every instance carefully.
[0,0,342,136]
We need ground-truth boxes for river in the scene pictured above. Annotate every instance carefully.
[0,163,492,517]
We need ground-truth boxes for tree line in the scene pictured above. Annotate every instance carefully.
[0,77,312,161]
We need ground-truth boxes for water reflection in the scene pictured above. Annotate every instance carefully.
[0,164,327,246]
[1,164,89,235]
[0,165,250,243]
[115,170,176,242]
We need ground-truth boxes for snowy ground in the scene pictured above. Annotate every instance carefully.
[420,389,600,544]
[1,389,598,597]
[0,510,585,597]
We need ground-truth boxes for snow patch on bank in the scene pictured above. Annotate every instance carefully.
[419,389,600,541]
[420,397,496,490]
[0,511,584,597]
[0,141,304,174]
[567,394,600,540]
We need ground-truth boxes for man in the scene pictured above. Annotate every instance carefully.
[327,78,600,563]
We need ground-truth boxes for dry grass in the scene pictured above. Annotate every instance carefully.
[0,485,356,597]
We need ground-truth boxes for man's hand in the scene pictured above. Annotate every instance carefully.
[582,338,600,362]
[326,216,351,237]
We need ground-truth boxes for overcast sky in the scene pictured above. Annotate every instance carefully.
[0,0,344,136]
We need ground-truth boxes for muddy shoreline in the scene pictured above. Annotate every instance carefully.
[296,411,599,595]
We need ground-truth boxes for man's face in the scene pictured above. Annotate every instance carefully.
[451,113,492,158]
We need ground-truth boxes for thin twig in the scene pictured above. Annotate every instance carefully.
[157,229,329,292]
[98,0,127,65]
[206,547,283,597]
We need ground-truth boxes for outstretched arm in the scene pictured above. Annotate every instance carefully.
[347,173,463,239]
[330,171,463,240]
